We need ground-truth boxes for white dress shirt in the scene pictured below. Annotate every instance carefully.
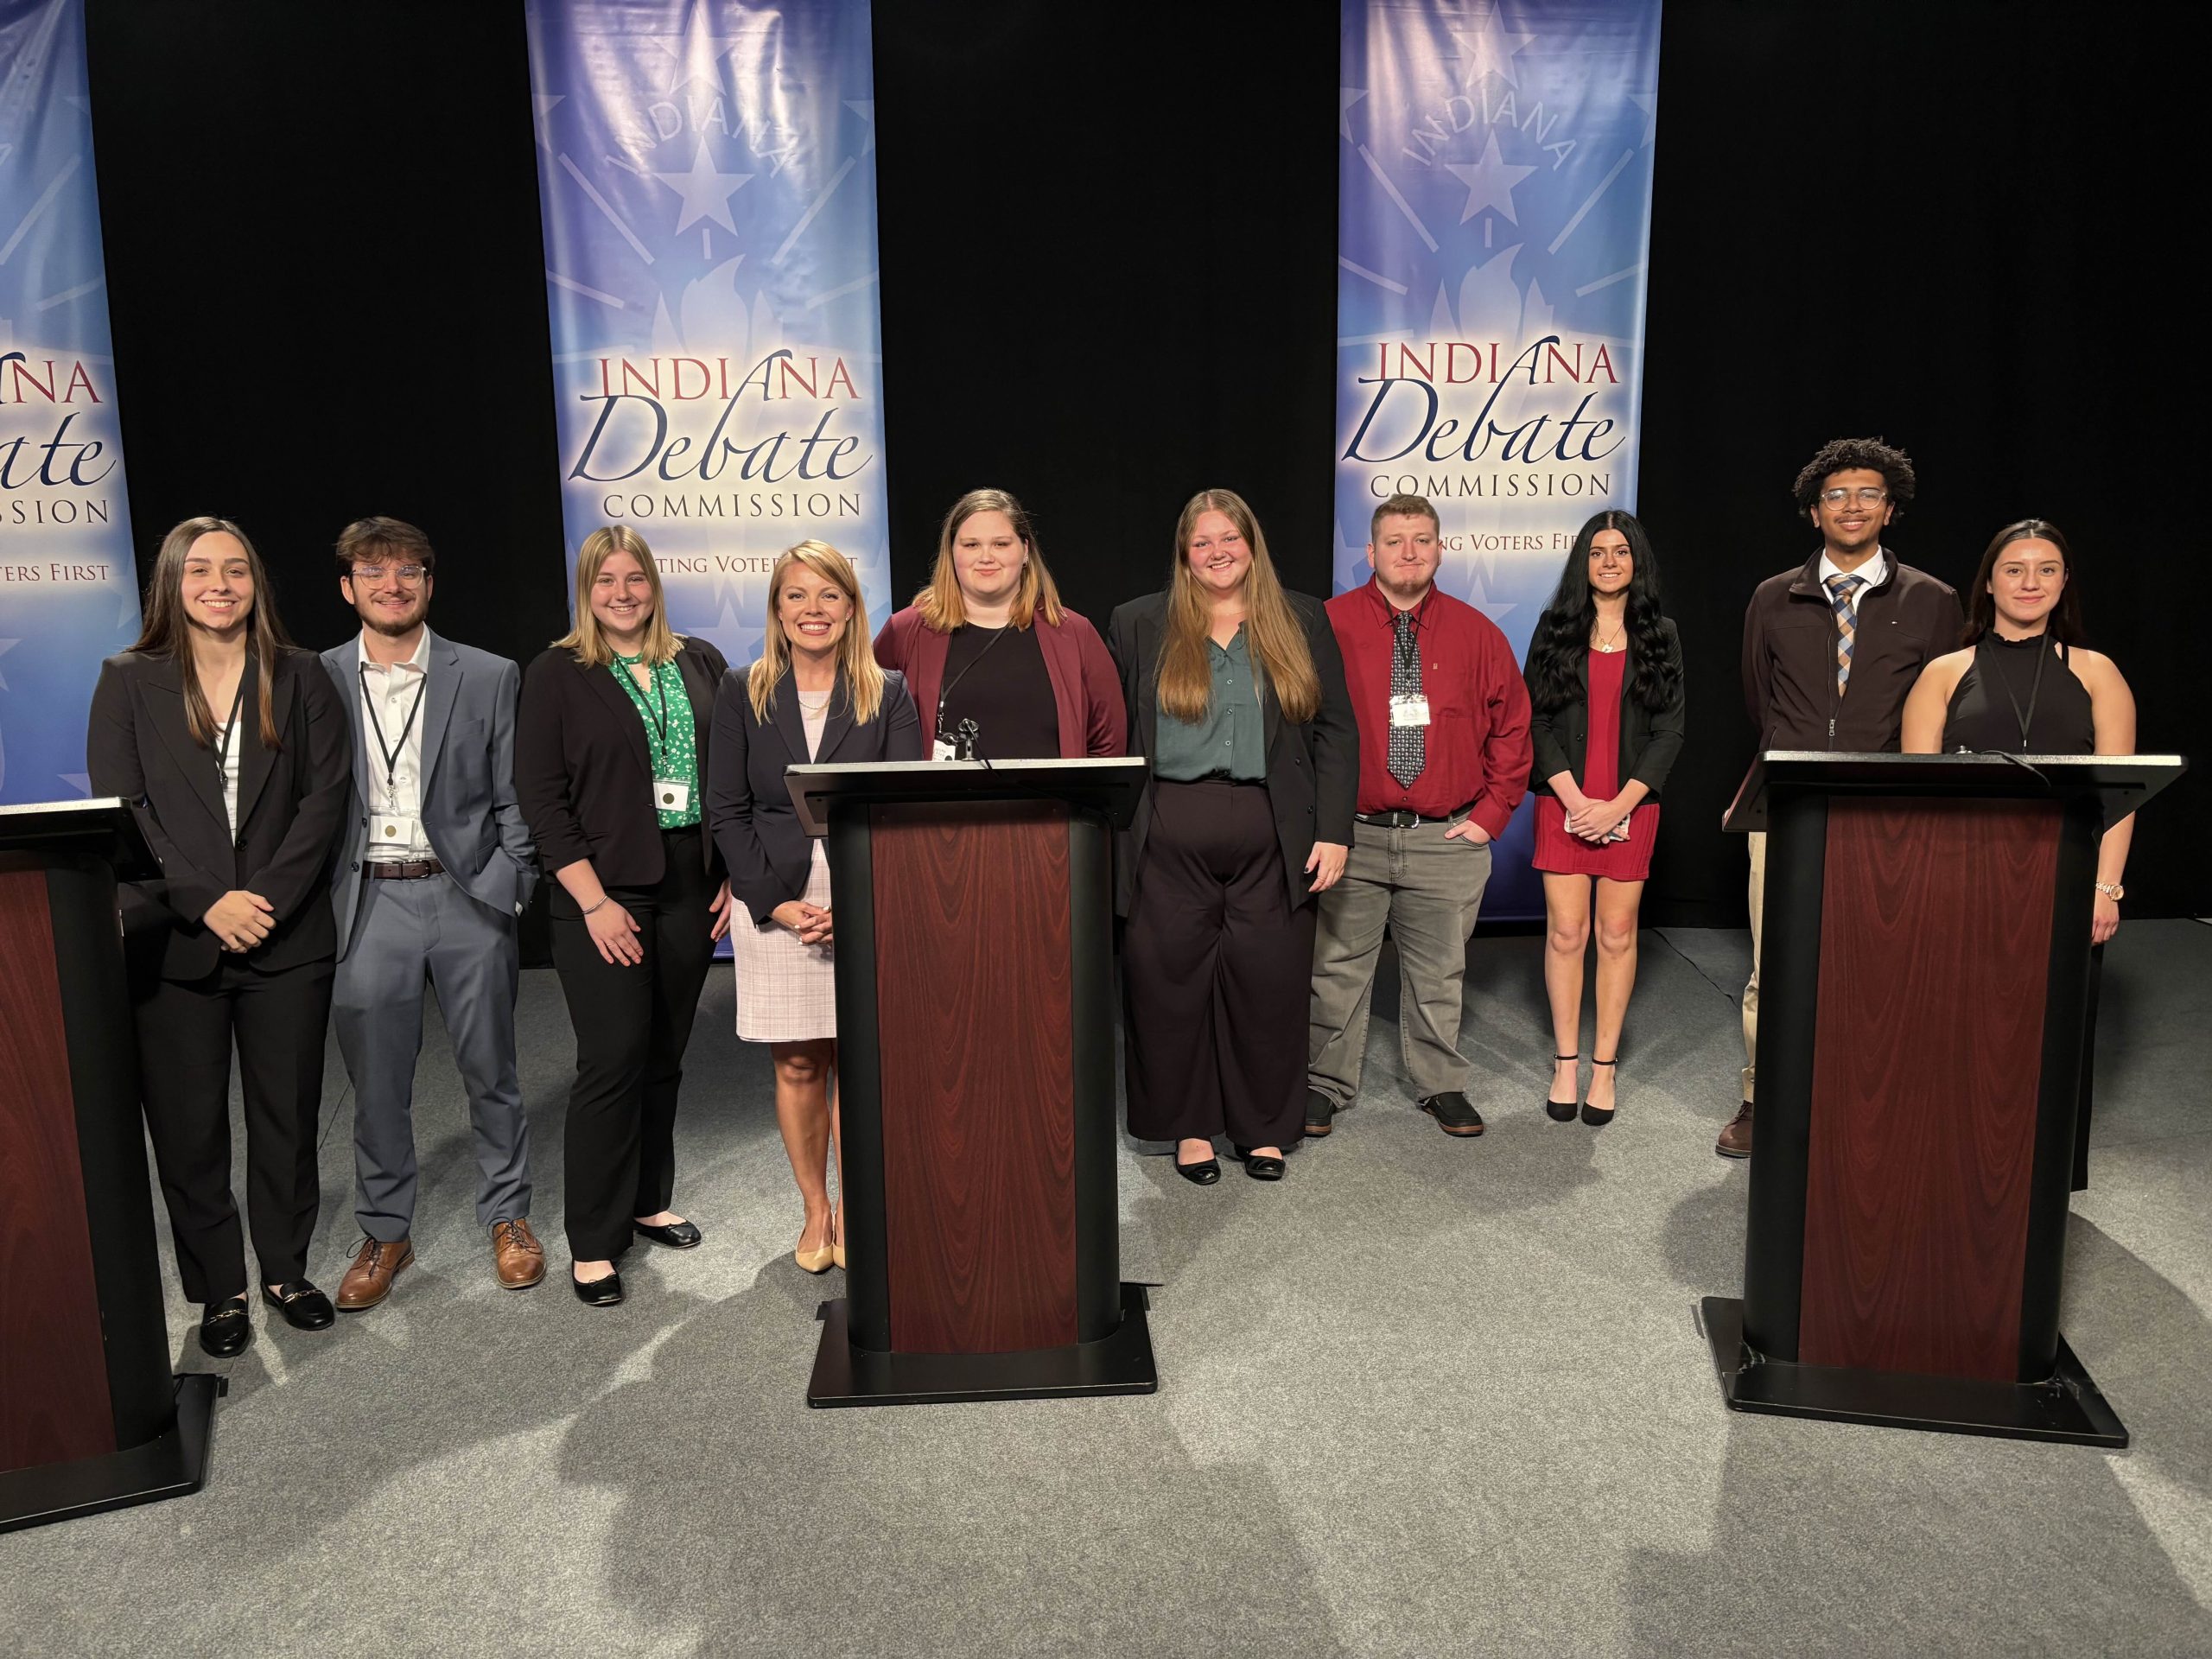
[213,718,241,835]
[1816,547,1888,619]
[358,630,436,861]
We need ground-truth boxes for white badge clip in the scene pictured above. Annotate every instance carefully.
[931,736,958,763]
[654,779,690,812]
[376,815,418,846]
[1389,694,1432,728]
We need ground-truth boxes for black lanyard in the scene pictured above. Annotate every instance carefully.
[359,664,429,804]
[1989,634,2051,753]
[210,669,247,792]
[936,625,1009,738]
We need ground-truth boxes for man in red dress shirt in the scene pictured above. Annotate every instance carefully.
[1306,493,1533,1139]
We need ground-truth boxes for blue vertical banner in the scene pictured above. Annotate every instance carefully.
[0,0,140,804]
[1338,0,1660,919]
[525,0,891,668]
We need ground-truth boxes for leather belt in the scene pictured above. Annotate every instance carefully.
[1355,808,1459,828]
[365,859,444,880]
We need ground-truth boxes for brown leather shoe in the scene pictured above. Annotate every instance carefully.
[336,1236,413,1310]
[492,1218,546,1289]
[1717,1102,1754,1160]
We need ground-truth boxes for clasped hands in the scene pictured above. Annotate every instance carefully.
[1560,791,1631,842]
[204,889,275,952]
[772,899,833,946]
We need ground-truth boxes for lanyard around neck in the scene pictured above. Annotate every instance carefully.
[617,655,671,754]
[209,665,248,787]
[1987,633,2052,752]
[359,663,429,802]
[936,625,1008,737]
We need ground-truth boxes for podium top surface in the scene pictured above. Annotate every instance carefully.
[0,797,158,877]
[787,757,1150,836]
[1723,751,2188,834]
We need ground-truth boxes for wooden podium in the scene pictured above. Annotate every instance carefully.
[787,759,1157,1407]
[0,799,224,1531]
[1703,752,2186,1444]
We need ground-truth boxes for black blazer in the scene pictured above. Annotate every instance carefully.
[515,636,729,890]
[86,645,351,981]
[1106,590,1359,915]
[707,664,922,925]
[1524,615,1688,800]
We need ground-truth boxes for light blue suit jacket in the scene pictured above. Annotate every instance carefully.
[323,628,537,960]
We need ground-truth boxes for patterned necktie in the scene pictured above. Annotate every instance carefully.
[1389,608,1425,786]
[1826,573,1866,696]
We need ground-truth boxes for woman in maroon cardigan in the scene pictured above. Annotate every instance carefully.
[873,487,1125,760]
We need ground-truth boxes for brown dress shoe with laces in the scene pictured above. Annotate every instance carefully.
[492,1218,546,1289]
[1717,1102,1754,1160]
[336,1236,413,1310]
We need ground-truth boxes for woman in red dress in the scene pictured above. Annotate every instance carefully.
[1523,512,1686,1125]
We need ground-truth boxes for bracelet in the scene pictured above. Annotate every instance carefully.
[581,895,609,917]
[2094,881,2123,900]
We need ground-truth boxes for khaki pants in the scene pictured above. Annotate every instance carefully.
[1307,817,1493,1105]
[1742,830,1766,1104]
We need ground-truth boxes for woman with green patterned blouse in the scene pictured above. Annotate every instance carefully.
[517,525,734,1307]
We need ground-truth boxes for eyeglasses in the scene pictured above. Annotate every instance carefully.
[351,563,428,585]
[1818,487,1889,508]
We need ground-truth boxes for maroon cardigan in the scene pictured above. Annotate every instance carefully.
[873,604,1127,757]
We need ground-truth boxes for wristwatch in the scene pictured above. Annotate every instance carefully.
[2094,881,2124,900]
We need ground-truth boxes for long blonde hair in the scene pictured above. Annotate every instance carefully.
[912,487,1065,632]
[1156,489,1319,723]
[556,524,682,666]
[747,540,885,724]
[130,516,290,750]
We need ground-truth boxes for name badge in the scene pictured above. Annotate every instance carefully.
[931,736,958,763]
[374,815,418,845]
[1389,694,1432,728]
[654,779,690,812]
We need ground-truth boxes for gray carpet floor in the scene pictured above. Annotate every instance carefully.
[4,924,2209,1658]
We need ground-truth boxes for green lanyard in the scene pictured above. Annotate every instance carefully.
[613,655,672,769]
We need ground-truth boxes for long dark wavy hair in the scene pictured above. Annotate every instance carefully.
[1961,518,2085,648]
[1525,511,1681,715]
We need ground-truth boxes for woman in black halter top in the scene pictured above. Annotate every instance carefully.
[1901,518,2137,1189]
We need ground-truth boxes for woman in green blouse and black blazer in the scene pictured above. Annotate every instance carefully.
[517,526,732,1305]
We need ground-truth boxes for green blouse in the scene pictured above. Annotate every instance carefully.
[1154,626,1268,782]
[610,653,702,829]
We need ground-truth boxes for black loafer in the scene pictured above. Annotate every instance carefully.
[1173,1154,1221,1185]
[261,1281,335,1330]
[1420,1091,1485,1137]
[199,1296,251,1357]
[632,1218,702,1249]
[1240,1152,1287,1181]
[572,1270,625,1306]
[1303,1090,1337,1137]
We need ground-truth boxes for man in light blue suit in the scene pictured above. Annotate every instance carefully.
[322,518,543,1309]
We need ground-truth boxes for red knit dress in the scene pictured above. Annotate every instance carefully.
[1531,648,1658,880]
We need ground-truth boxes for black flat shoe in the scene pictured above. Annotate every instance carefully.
[1581,1058,1618,1127]
[572,1270,625,1306]
[1173,1154,1221,1185]
[199,1296,251,1357]
[261,1281,335,1330]
[1546,1053,1580,1122]
[1303,1090,1337,1137]
[632,1218,702,1249]
[1230,1146,1287,1181]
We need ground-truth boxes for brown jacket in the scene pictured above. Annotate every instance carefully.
[1743,550,1961,752]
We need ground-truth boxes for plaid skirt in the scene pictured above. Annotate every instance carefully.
[731,841,836,1042]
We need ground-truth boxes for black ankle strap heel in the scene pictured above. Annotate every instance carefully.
[1581,1058,1618,1127]
[1546,1053,1580,1122]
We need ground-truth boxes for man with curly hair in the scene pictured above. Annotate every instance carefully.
[1719,437,1961,1158]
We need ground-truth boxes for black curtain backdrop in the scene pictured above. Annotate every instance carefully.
[82,0,2199,924]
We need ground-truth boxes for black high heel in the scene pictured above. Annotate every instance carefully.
[1581,1058,1618,1126]
[1546,1054,1580,1122]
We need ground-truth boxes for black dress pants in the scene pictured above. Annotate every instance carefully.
[134,955,335,1303]
[1122,779,1315,1150]
[550,830,717,1260]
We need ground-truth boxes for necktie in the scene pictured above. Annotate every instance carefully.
[1389,608,1424,786]
[1826,573,1866,696]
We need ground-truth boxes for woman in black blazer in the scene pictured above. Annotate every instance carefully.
[708,540,920,1272]
[1522,511,1686,1125]
[86,516,350,1356]
[516,525,732,1306]
[1107,489,1358,1183]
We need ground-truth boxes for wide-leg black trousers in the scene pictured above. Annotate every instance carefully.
[549,830,717,1261]
[134,955,334,1303]
[1122,779,1314,1150]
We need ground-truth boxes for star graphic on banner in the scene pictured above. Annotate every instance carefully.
[1445,132,1535,225]
[652,139,753,234]
[1459,563,1516,629]
[843,99,876,156]
[60,772,91,798]
[0,636,16,690]
[1629,91,1659,147]
[531,93,564,155]
[1452,14,1537,89]
[1340,86,1367,143]
[653,0,740,98]
[688,597,765,672]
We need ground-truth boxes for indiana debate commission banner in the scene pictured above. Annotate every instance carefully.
[0,0,140,804]
[1338,0,1660,919]
[525,0,892,667]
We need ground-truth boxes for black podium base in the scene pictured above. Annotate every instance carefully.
[808,1283,1158,1408]
[0,1372,226,1533]
[1700,1297,2126,1446]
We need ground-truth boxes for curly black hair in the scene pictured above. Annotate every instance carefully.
[1791,435,1916,518]
[1525,511,1682,715]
